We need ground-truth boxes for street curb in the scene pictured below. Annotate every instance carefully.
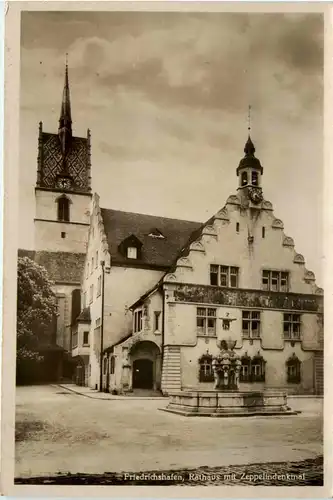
[55,384,167,401]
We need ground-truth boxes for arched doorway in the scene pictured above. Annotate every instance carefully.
[129,340,161,391]
[133,359,153,389]
[74,355,89,386]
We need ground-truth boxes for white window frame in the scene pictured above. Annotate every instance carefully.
[283,313,301,340]
[154,311,161,332]
[97,275,102,297]
[134,309,143,333]
[242,310,261,338]
[210,265,239,288]
[262,270,289,292]
[241,364,249,378]
[196,307,217,336]
[127,247,138,259]
[83,331,89,346]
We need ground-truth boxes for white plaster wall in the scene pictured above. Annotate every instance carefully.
[81,195,163,389]
[172,201,319,294]
[180,336,315,393]
[164,302,320,350]
[71,323,90,357]
[163,302,317,393]
[34,220,89,253]
[35,190,91,223]
[140,290,163,336]
[80,197,111,389]
[102,267,163,348]
[34,190,91,253]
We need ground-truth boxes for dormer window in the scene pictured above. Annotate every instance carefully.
[127,247,137,259]
[119,234,143,260]
[252,171,258,186]
[148,228,165,239]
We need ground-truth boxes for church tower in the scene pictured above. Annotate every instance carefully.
[34,62,92,253]
[236,135,264,206]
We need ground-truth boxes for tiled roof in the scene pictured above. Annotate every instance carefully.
[18,249,85,284]
[77,307,91,323]
[100,208,201,269]
[38,132,91,193]
[129,215,216,309]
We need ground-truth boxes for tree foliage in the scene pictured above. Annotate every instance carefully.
[17,257,57,367]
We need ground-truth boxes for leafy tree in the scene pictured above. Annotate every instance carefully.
[16,257,57,381]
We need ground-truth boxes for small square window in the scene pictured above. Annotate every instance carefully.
[61,232,66,238]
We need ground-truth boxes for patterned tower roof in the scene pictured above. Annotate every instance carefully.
[36,62,91,193]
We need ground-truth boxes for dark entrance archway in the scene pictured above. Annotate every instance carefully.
[73,355,89,386]
[132,359,154,389]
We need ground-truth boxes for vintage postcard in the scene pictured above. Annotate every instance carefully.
[1,0,331,497]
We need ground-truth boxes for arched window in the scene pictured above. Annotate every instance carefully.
[198,353,214,382]
[57,195,70,222]
[286,353,301,383]
[110,356,115,375]
[240,353,251,382]
[252,171,258,186]
[241,171,248,186]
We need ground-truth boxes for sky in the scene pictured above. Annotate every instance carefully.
[20,11,323,283]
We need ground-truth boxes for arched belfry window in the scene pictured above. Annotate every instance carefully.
[252,171,258,186]
[57,195,70,222]
[241,171,248,186]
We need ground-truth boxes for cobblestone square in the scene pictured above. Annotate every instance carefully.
[15,385,323,485]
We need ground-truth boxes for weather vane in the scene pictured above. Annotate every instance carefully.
[248,104,252,134]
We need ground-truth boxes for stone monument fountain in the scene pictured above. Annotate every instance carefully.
[163,329,298,417]
[212,338,241,391]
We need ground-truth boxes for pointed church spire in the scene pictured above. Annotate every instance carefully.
[244,135,256,156]
[244,105,255,156]
[58,55,72,162]
[237,106,263,179]
[59,55,72,129]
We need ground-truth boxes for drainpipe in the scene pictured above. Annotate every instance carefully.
[99,260,105,392]
[161,287,165,373]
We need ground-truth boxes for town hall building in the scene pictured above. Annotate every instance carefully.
[20,64,324,395]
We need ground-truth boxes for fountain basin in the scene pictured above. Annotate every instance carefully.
[162,390,299,417]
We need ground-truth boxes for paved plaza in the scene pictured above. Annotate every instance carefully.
[15,385,323,484]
